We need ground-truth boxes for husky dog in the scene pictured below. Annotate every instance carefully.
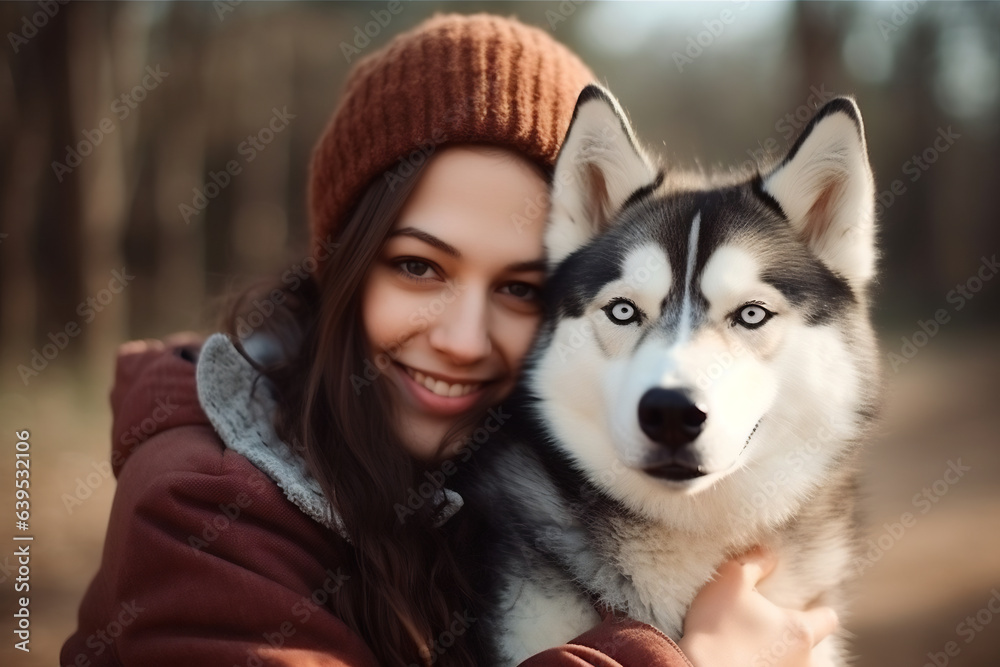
[457,85,881,665]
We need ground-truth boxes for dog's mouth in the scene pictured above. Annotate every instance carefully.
[642,418,762,483]
[644,462,706,482]
[641,446,707,482]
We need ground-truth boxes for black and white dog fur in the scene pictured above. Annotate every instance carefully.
[459,85,882,665]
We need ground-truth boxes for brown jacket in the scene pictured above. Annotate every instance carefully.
[61,333,693,666]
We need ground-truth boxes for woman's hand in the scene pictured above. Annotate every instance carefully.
[678,547,839,667]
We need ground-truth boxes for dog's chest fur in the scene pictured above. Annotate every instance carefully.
[475,438,860,664]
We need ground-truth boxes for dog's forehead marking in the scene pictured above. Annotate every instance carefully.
[620,244,672,309]
[701,245,762,305]
[676,210,702,343]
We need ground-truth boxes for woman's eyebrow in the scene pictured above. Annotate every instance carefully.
[389,227,546,273]
[388,227,460,257]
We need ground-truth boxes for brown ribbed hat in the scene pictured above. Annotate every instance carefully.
[307,12,596,261]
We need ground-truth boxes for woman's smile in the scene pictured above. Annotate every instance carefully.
[400,362,489,397]
[392,361,495,417]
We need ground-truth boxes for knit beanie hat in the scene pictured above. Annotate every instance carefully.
[307,12,596,263]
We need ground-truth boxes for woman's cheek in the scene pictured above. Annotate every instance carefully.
[501,309,543,370]
[362,271,419,351]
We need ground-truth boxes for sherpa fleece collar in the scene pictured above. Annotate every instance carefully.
[194,333,464,540]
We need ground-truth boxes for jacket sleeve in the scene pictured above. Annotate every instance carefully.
[60,422,380,667]
[518,617,694,667]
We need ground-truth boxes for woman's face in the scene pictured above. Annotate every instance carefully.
[362,144,549,461]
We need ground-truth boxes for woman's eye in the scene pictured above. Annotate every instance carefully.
[603,298,641,325]
[734,304,773,329]
[403,260,430,276]
[503,282,540,301]
[397,259,436,280]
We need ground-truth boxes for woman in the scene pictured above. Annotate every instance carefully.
[62,13,837,667]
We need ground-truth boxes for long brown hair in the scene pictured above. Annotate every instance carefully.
[217,152,509,666]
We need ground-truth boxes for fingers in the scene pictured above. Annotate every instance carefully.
[732,545,778,586]
[797,605,840,645]
[696,546,776,607]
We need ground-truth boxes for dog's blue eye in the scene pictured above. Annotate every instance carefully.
[735,304,772,329]
[604,299,640,325]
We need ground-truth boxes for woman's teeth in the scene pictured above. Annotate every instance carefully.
[404,367,481,398]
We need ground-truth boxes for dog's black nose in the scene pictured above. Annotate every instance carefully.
[637,388,706,448]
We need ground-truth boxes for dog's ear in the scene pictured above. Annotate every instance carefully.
[546,84,660,266]
[762,97,877,286]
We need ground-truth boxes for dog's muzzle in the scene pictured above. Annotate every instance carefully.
[637,388,707,481]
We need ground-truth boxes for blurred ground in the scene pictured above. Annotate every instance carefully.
[0,329,998,666]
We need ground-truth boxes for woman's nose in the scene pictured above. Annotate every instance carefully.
[427,286,492,364]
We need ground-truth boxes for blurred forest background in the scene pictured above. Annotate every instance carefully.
[1,1,998,665]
